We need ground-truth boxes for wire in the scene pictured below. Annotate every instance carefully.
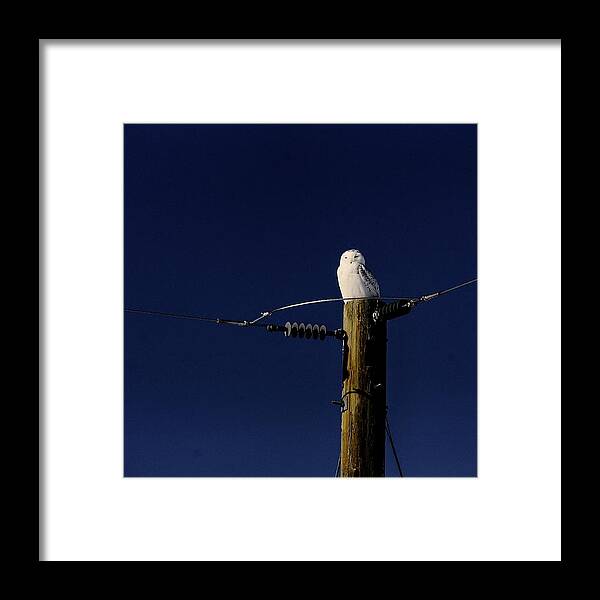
[334,413,405,477]
[125,277,477,328]
[124,308,267,328]
[417,277,478,303]
[248,296,411,324]
[249,277,477,324]
[385,415,404,477]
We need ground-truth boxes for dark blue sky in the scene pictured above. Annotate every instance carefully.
[125,124,477,477]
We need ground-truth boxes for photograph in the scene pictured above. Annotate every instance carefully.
[124,124,477,477]
[41,39,560,561]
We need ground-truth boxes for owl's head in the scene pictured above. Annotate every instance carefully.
[340,249,365,266]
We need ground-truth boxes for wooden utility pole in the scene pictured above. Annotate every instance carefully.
[340,299,387,477]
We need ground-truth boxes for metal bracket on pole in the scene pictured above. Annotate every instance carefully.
[331,395,349,413]
[340,331,349,382]
[332,388,374,413]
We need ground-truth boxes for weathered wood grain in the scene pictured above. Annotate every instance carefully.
[340,299,387,477]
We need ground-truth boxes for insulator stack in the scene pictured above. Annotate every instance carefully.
[375,299,412,321]
[266,322,345,341]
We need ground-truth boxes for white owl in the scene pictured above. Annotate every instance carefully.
[337,249,381,302]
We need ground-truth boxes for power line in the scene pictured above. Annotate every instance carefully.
[124,277,477,328]
[251,296,414,323]
[417,277,478,303]
[385,415,404,477]
[124,308,267,328]
[249,277,477,324]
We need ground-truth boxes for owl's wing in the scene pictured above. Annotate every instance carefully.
[358,264,380,297]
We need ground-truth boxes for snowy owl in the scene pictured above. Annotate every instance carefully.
[337,249,381,302]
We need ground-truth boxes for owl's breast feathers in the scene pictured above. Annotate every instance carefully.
[337,262,380,301]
